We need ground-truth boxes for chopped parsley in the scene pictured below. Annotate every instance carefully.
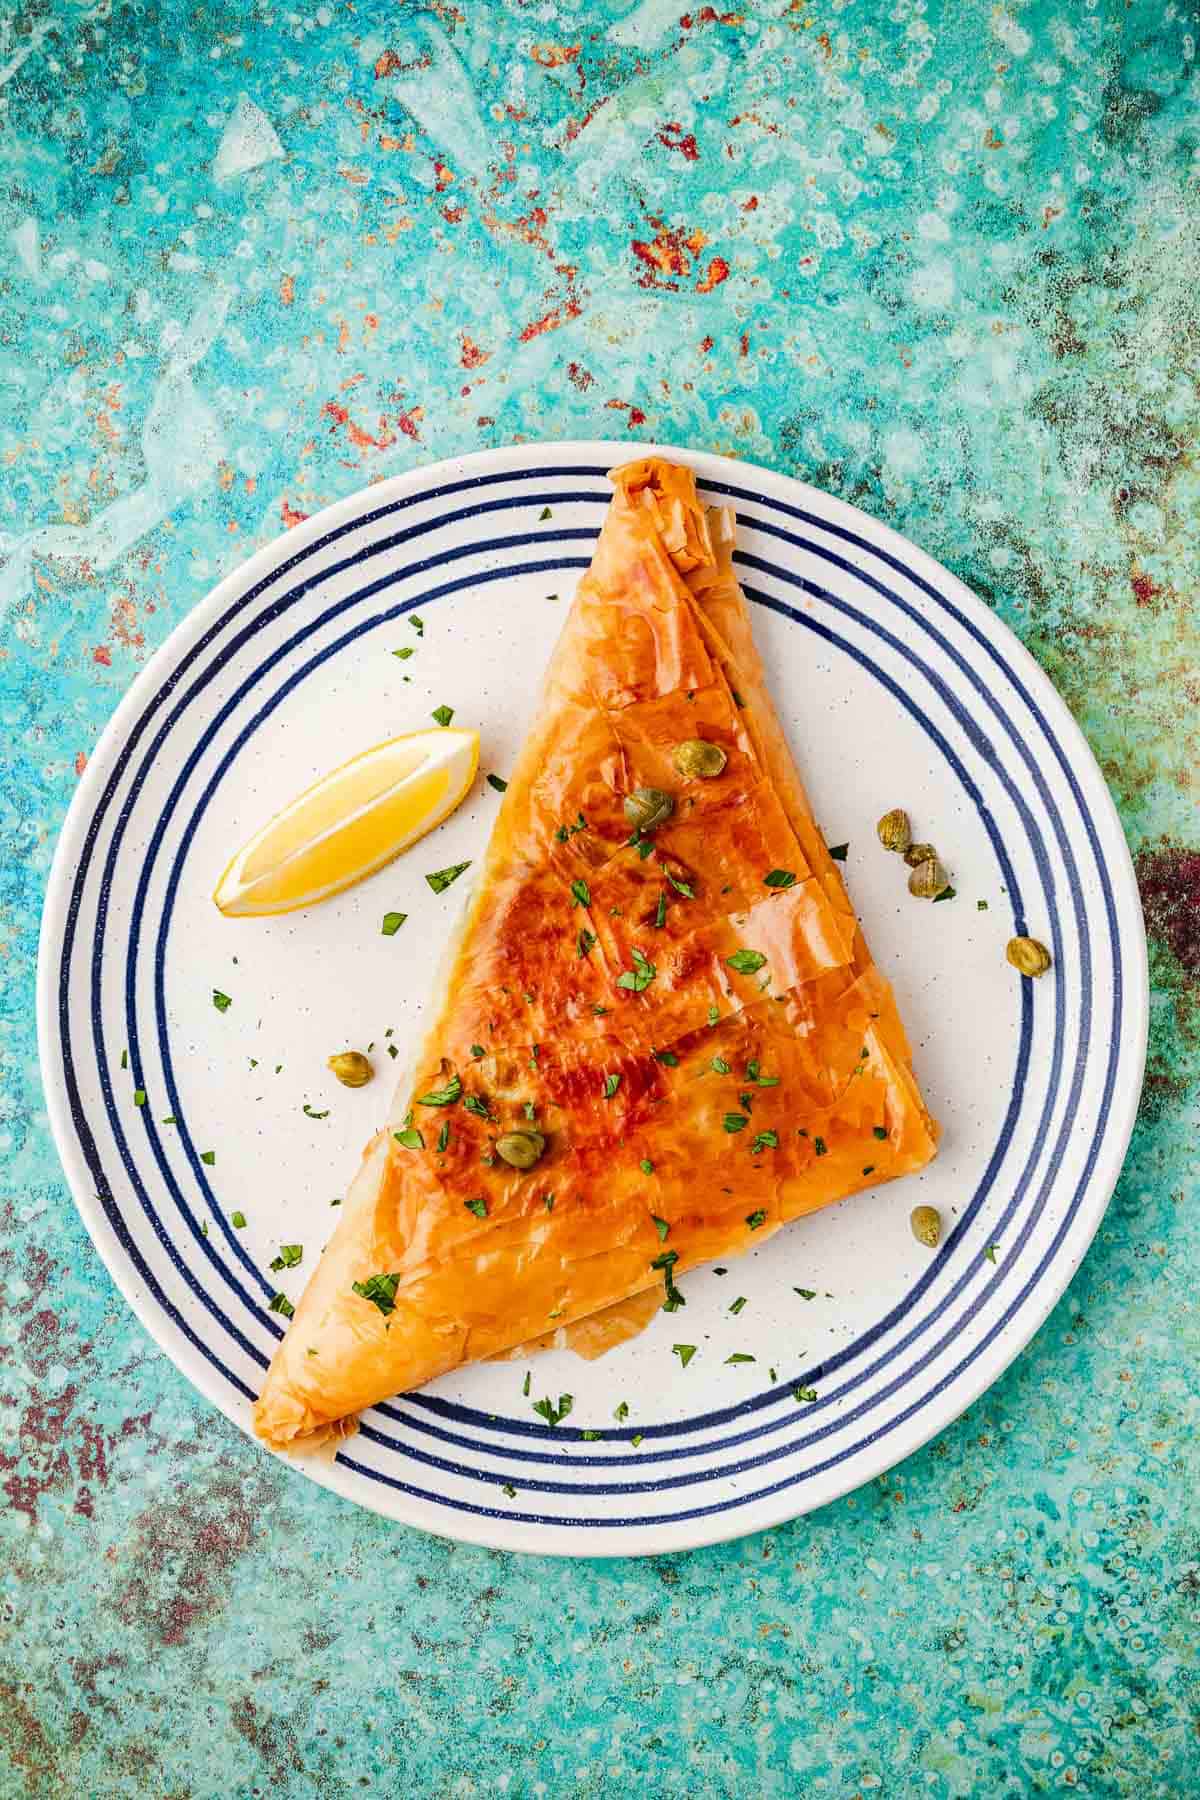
[487,773,508,793]
[977,898,989,911]
[270,1244,303,1271]
[652,1249,685,1311]
[828,842,849,861]
[613,1400,630,1422]
[269,1292,294,1318]
[617,946,656,993]
[471,1044,486,1059]
[418,1075,462,1107]
[726,1353,755,1365]
[711,1056,731,1075]
[745,1209,767,1230]
[533,1393,573,1427]
[394,1127,424,1150]
[673,1343,697,1368]
[231,1211,246,1229]
[667,871,695,898]
[726,948,767,976]
[523,1101,537,1121]
[984,1243,999,1264]
[631,1433,644,1447]
[794,1385,818,1403]
[651,1215,670,1242]
[569,877,591,908]
[426,861,471,894]
[729,1295,747,1315]
[723,1112,748,1133]
[303,1104,329,1119]
[392,645,414,660]
[522,1370,531,1396]
[603,1072,621,1099]
[353,1271,400,1314]
[873,1125,888,1140]
[161,1115,177,1125]
[731,688,746,708]
[862,1164,875,1176]
[200,1150,216,1166]
[581,1429,601,1441]
[640,1158,654,1175]
[745,1059,779,1087]
[502,1483,517,1499]
[464,1197,489,1218]
[120,1049,128,1070]
[381,911,407,936]
[707,1005,720,1027]
[932,885,957,903]
[212,988,232,1013]
[436,1122,450,1153]
[464,1094,494,1121]
[794,1287,817,1300]
[133,1089,147,1107]
[409,614,424,636]
[763,869,796,890]
[556,813,588,843]
[739,1091,755,1112]
[543,1193,555,1211]
[750,1130,779,1153]
[431,704,454,728]
[539,506,552,520]
[654,891,668,928]
[577,927,597,958]
[652,1048,678,1066]
[387,1044,398,1059]
[813,1136,828,1157]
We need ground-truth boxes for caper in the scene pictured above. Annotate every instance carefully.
[1006,936,1052,978]
[876,808,911,855]
[495,1129,546,1171]
[673,738,727,780]
[623,787,675,833]
[908,857,950,900]
[327,1050,373,1088]
[910,1204,941,1248]
[904,841,938,869]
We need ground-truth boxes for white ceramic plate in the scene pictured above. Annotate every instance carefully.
[38,443,1147,1556]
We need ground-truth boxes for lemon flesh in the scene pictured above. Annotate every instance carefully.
[214,727,479,917]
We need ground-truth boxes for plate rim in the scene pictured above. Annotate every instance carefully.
[36,438,1149,1556]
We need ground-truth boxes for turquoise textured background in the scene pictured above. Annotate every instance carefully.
[2,2,1198,1793]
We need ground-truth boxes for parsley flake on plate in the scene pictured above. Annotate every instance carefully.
[269,1292,294,1318]
[726,1353,756,1365]
[828,842,849,861]
[303,1103,330,1120]
[426,861,471,894]
[745,1210,767,1230]
[212,988,232,1012]
[231,1211,247,1229]
[392,646,414,660]
[673,1344,697,1368]
[729,1295,747,1315]
[569,876,591,907]
[200,1150,216,1166]
[464,1197,488,1218]
[533,1393,573,1427]
[270,1244,303,1271]
[394,1127,425,1150]
[750,1130,779,1154]
[381,911,407,936]
[487,773,508,793]
[763,869,796,889]
[431,704,454,728]
[723,1112,748,1134]
[651,1215,670,1242]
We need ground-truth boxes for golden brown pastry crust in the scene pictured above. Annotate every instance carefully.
[254,457,938,1453]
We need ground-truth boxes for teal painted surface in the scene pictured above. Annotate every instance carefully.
[2,1,1197,1792]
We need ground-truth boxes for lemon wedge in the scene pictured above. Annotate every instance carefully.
[214,727,479,917]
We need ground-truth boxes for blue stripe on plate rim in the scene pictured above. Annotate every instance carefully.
[46,454,1133,1529]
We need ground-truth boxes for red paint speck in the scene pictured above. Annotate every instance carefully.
[281,499,309,529]
[657,122,700,161]
[1131,572,1160,606]
[92,646,111,667]
[460,334,491,370]
[74,751,88,777]
[566,361,595,392]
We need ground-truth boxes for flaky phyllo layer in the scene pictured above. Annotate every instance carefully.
[255,458,938,1452]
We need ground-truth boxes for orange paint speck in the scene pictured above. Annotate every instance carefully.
[93,646,112,667]
[518,298,582,343]
[530,43,581,67]
[280,274,295,306]
[281,499,309,529]
[74,751,88,777]
[696,256,730,293]
[460,334,491,370]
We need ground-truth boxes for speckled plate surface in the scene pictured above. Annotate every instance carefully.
[37,442,1147,1557]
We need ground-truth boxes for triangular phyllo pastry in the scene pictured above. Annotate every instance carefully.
[254,457,938,1452]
